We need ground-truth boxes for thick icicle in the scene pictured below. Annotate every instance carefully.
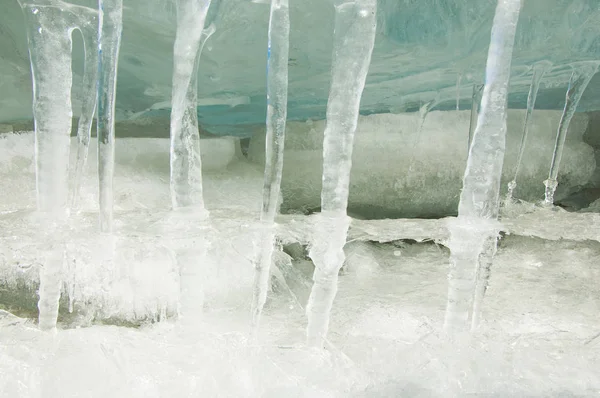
[543,61,599,206]
[251,0,290,332]
[443,0,523,338]
[169,0,217,322]
[306,0,377,348]
[505,60,552,203]
[170,0,213,211]
[97,0,123,232]
[18,0,98,330]
[467,84,483,152]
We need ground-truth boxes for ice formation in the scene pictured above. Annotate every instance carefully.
[17,0,99,330]
[97,0,123,232]
[251,0,290,331]
[168,0,218,322]
[306,0,377,348]
[544,61,600,206]
[3,0,600,395]
[506,60,552,203]
[169,0,213,211]
[444,0,522,336]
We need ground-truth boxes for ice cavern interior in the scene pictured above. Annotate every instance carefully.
[1,0,600,396]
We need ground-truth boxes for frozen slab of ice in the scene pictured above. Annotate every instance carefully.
[248,110,594,218]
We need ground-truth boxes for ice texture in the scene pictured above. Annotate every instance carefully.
[251,0,290,331]
[544,61,599,206]
[306,0,377,348]
[3,0,600,127]
[444,0,523,337]
[169,0,213,211]
[97,0,123,232]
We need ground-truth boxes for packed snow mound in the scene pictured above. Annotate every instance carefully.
[249,110,594,218]
[1,0,600,132]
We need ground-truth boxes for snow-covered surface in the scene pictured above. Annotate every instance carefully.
[1,234,600,397]
[1,132,600,396]
[249,110,594,218]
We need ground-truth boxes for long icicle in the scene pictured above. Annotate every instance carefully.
[170,0,212,212]
[251,0,290,333]
[17,0,98,330]
[543,61,599,206]
[443,0,523,338]
[70,26,99,209]
[505,60,552,203]
[170,0,215,322]
[306,0,377,348]
[97,0,122,232]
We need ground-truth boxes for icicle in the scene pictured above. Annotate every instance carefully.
[467,84,483,153]
[97,0,123,232]
[70,28,99,209]
[251,0,290,333]
[407,97,438,176]
[169,0,219,322]
[505,60,552,203]
[543,61,599,206]
[170,0,213,211]
[455,73,462,111]
[306,0,377,348]
[17,0,98,330]
[443,0,523,338]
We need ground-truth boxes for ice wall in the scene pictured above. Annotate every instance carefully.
[248,110,594,218]
[1,0,600,128]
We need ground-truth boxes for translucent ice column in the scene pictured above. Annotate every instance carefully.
[251,0,290,331]
[18,0,98,330]
[169,0,218,321]
[170,0,213,211]
[443,0,523,337]
[306,0,377,348]
[543,61,599,206]
[505,60,551,203]
[97,0,123,232]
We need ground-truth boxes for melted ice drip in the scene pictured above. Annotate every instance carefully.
[306,0,377,348]
[251,0,290,333]
[443,0,523,338]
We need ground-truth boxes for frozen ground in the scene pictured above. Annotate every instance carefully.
[1,132,600,397]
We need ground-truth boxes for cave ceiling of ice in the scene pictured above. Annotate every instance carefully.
[1,0,599,137]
